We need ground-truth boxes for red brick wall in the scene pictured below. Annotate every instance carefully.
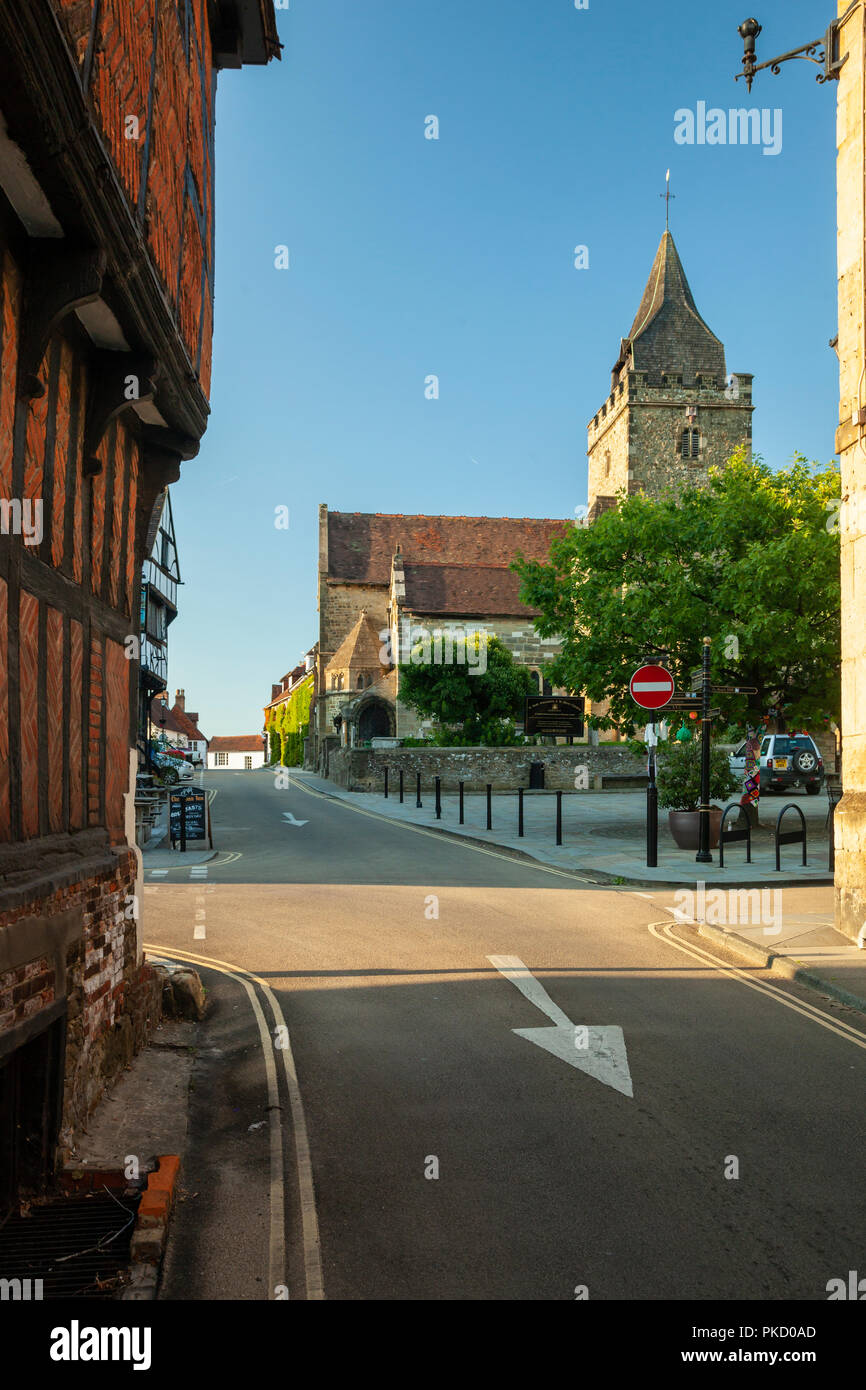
[0,847,157,1144]
[0,578,7,834]
[0,956,55,1036]
[47,606,65,833]
[54,0,217,390]
[88,635,104,828]
[19,591,40,840]
[104,638,129,841]
[69,618,85,832]
[0,249,21,496]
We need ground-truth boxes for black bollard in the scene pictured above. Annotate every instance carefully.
[435,776,441,820]
[399,770,404,803]
[556,789,562,846]
[459,781,464,824]
[416,772,422,808]
[384,768,388,799]
[518,787,524,837]
[486,784,492,830]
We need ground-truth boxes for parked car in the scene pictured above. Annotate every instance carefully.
[729,733,824,795]
[151,749,195,786]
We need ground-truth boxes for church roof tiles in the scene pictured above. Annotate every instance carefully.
[327,513,569,584]
[616,230,726,386]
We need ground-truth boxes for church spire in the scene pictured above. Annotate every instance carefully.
[613,230,726,389]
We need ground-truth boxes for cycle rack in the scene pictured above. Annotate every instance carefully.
[775,803,807,871]
[718,803,752,868]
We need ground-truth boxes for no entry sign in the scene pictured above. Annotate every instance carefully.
[629,664,675,710]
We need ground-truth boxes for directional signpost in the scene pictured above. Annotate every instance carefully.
[630,664,674,868]
[630,651,758,864]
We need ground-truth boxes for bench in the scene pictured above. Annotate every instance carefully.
[600,773,650,790]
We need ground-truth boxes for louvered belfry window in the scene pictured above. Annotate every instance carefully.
[681,427,700,459]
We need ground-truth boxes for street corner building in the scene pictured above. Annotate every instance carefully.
[0,0,280,1208]
[207,735,266,769]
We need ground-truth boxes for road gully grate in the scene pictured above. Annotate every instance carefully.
[0,1189,141,1298]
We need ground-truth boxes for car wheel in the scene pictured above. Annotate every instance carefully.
[793,749,817,774]
[161,766,178,786]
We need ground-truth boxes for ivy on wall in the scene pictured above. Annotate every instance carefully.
[265,673,314,767]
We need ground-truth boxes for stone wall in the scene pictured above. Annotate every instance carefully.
[327,743,648,793]
[587,374,753,514]
[835,0,866,943]
[0,842,162,1165]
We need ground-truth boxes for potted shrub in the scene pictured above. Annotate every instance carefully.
[656,738,739,850]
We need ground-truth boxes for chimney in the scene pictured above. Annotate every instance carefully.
[175,689,185,711]
[271,684,281,701]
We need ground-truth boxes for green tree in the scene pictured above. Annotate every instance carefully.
[512,450,841,733]
[398,634,535,744]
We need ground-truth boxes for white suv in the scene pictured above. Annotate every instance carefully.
[729,734,824,795]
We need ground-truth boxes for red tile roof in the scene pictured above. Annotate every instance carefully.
[327,512,570,584]
[402,563,540,616]
[149,699,187,738]
[170,706,209,745]
[208,736,265,753]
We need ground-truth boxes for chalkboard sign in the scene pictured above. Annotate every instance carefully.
[169,787,207,844]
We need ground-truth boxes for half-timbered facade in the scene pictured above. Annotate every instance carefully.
[0,0,279,1209]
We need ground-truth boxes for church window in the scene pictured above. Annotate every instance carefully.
[604,451,611,477]
[680,427,700,459]
[357,674,365,689]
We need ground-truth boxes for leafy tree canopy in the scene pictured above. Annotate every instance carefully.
[398,633,535,744]
[512,450,840,731]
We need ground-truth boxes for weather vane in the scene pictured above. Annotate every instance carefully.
[660,170,675,230]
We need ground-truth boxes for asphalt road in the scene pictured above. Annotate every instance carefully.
[149,770,866,1301]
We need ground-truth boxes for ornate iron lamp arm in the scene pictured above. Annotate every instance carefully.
[735,15,849,93]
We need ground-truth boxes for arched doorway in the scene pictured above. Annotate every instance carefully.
[358,702,393,742]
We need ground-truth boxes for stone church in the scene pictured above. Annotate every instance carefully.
[314,229,753,762]
[587,230,753,520]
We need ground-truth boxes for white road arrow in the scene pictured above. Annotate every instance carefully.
[282,812,309,827]
[487,954,633,1098]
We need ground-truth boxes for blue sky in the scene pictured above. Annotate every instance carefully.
[168,0,839,736]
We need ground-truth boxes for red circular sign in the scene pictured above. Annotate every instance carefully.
[629,664,674,709]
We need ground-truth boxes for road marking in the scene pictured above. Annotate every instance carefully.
[143,942,325,1301]
[282,812,309,827]
[148,869,168,877]
[287,776,596,884]
[648,922,866,1050]
[487,954,633,1097]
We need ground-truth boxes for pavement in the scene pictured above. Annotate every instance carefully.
[288,768,833,886]
[287,769,866,1012]
[125,769,866,1301]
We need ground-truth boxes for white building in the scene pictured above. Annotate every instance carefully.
[207,736,266,770]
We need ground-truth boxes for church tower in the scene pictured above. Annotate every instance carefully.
[586,230,753,521]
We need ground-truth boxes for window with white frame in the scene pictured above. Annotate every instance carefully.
[216,752,228,766]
